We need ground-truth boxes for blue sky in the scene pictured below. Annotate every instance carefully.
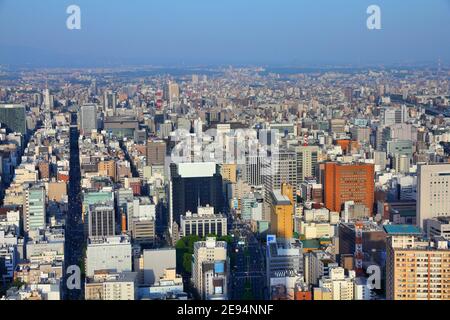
[0,0,449,67]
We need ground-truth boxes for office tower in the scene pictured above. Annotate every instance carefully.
[85,271,137,300]
[387,140,413,158]
[373,151,387,170]
[104,116,139,139]
[146,139,166,166]
[103,90,117,114]
[338,221,386,267]
[88,204,116,238]
[0,104,27,134]
[165,81,180,103]
[393,154,410,174]
[295,145,319,184]
[324,162,374,215]
[192,237,229,300]
[382,106,406,126]
[131,219,155,244]
[180,206,227,238]
[263,149,297,221]
[43,88,53,111]
[329,119,346,134]
[270,184,294,239]
[417,164,450,228]
[86,236,132,277]
[79,104,97,135]
[169,162,223,228]
[350,126,371,144]
[158,121,173,139]
[266,238,303,299]
[386,229,450,300]
[243,154,264,186]
[389,123,418,141]
[25,186,46,233]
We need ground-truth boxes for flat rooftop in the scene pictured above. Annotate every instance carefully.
[383,224,422,235]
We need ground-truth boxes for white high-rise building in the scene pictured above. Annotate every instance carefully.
[79,104,97,136]
[86,236,132,277]
[192,237,229,300]
[417,164,450,228]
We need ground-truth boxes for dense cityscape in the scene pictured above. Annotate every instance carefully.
[0,64,449,301]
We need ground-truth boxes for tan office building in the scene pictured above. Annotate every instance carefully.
[386,235,450,300]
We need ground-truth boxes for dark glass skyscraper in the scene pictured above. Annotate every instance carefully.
[169,162,224,226]
[0,104,27,134]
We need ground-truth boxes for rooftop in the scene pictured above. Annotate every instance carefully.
[383,224,423,235]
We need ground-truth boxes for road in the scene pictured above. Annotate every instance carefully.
[230,221,267,300]
[63,113,85,300]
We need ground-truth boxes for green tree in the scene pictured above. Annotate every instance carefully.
[182,253,193,274]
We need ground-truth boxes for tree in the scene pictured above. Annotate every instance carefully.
[182,253,193,274]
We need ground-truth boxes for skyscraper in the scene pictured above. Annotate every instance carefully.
[88,204,116,239]
[417,164,450,228]
[324,162,374,215]
[79,104,98,135]
[192,237,229,300]
[270,184,294,239]
[386,228,450,300]
[295,145,319,184]
[263,149,297,221]
[0,104,27,134]
[25,186,46,233]
[169,162,223,229]
[146,139,167,166]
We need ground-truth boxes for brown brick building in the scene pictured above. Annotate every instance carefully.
[323,162,374,215]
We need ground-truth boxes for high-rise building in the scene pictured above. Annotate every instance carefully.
[266,238,303,299]
[165,81,180,103]
[79,104,97,135]
[88,204,116,239]
[386,228,450,300]
[417,164,450,228]
[25,186,46,233]
[0,104,27,134]
[169,162,223,228]
[243,154,264,186]
[263,149,297,221]
[270,184,294,239]
[146,139,166,166]
[86,236,132,277]
[324,162,374,215]
[295,145,319,184]
[192,237,229,300]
